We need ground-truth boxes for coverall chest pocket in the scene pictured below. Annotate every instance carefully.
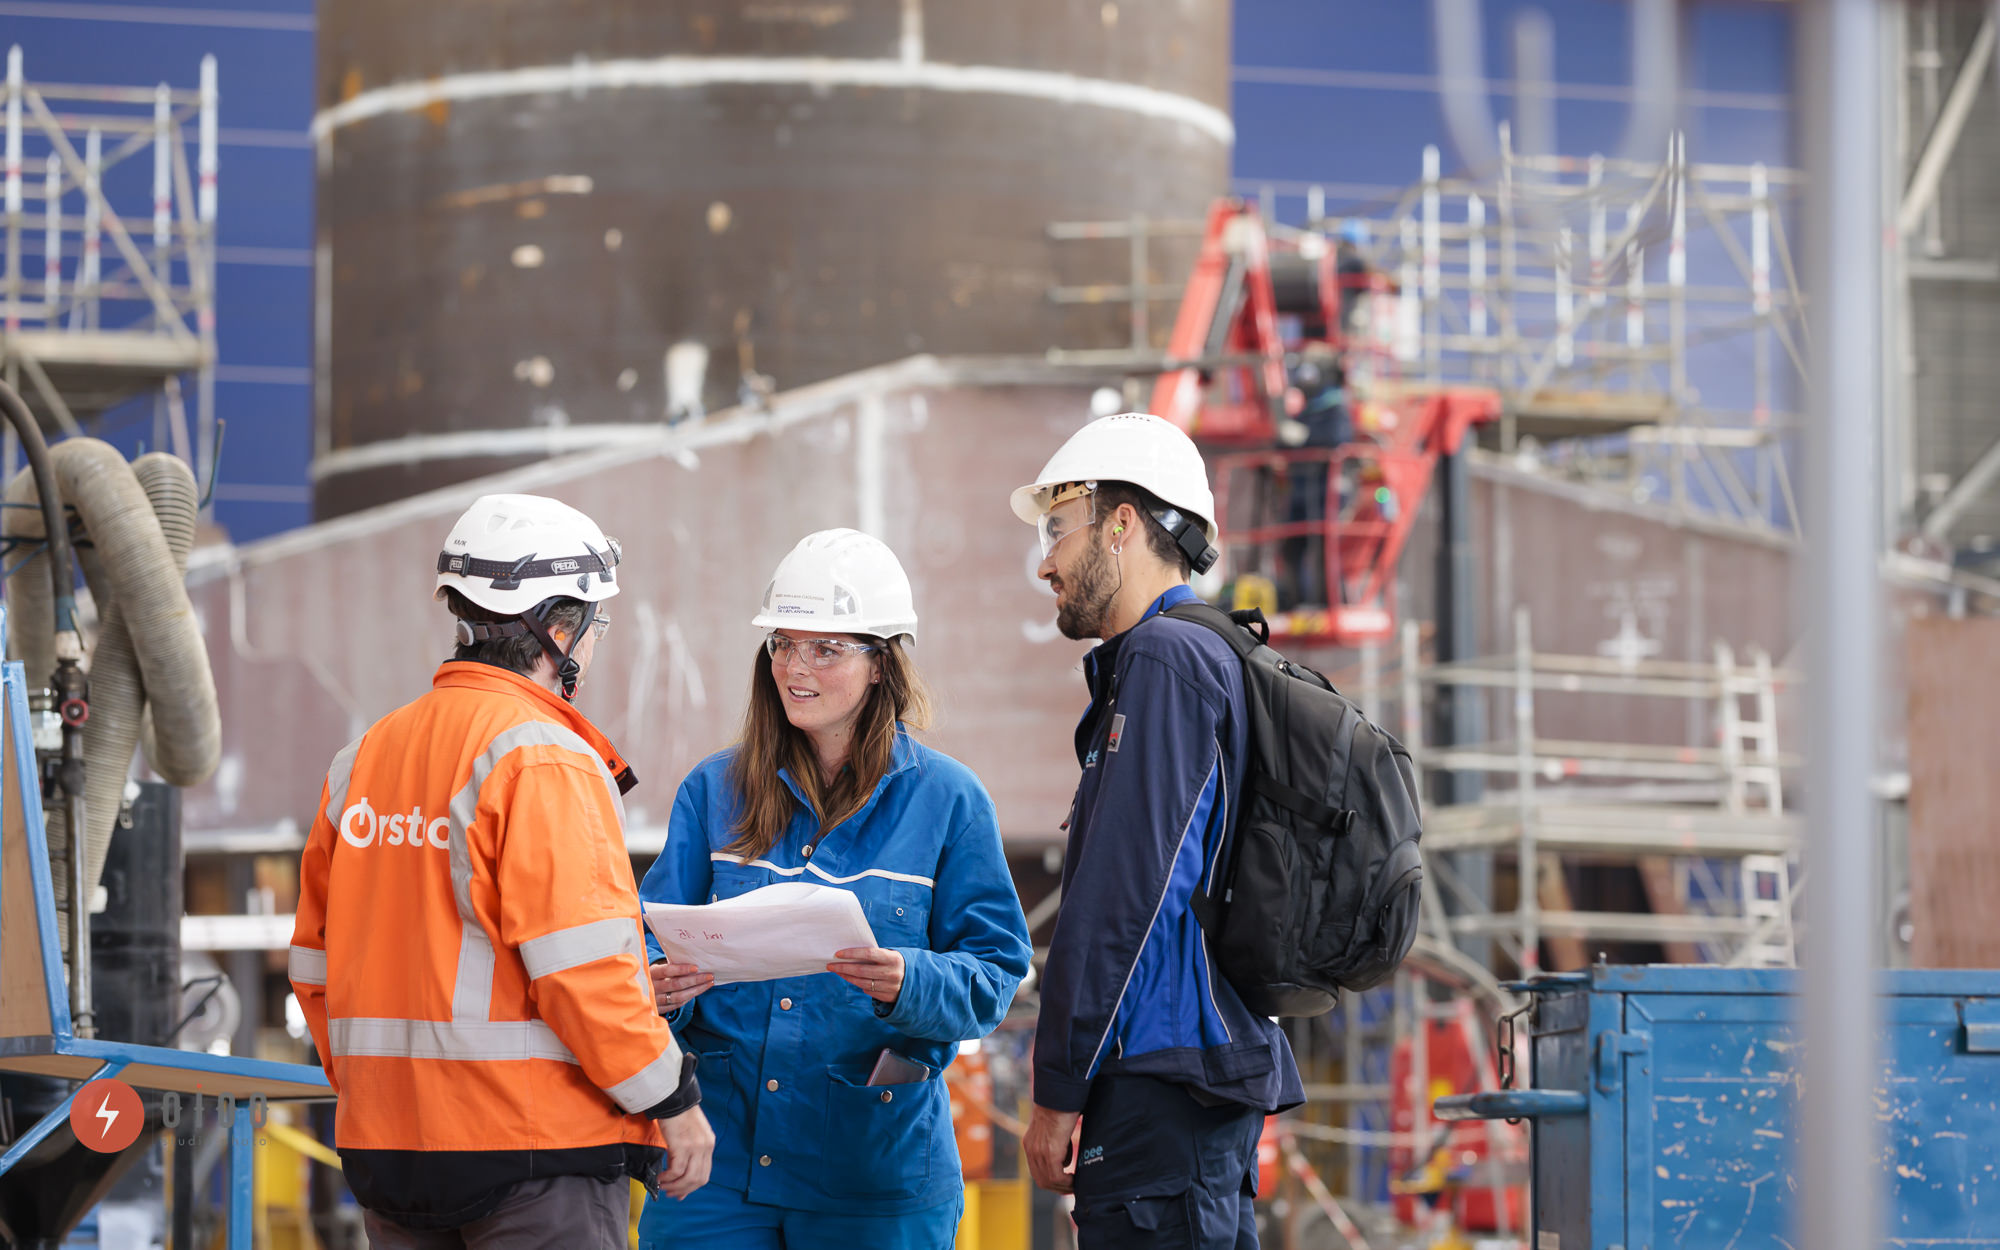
[857,880,931,947]
[820,1066,939,1200]
[708,861,767,903]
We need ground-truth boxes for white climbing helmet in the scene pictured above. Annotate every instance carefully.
[751,529,918,642]
[434,494,622,617]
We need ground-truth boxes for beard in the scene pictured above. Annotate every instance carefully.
[1054,530,1119,640]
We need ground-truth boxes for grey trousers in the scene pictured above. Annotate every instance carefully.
[364,1175,628,1250]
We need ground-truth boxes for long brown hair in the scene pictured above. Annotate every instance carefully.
[723,637,934,861]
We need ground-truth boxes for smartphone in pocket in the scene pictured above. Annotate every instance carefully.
[866,1048,931,1086]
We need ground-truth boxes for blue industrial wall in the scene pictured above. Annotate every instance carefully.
[2,1,1790,543]
[1233,0,1792,220]
[2,0,313,543]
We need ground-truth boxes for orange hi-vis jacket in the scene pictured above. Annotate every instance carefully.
[288,662,685,1225]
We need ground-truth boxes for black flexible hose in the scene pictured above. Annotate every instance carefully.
[0,380,81,637]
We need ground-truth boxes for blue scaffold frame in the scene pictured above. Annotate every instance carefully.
[0,605,330,1248]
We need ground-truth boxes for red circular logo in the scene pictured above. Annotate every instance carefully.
[70,1077,143,1153]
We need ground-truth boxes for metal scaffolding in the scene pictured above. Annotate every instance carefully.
[1046,128,1809,538]
[1,44,218,471]
[1400,607,1801,975]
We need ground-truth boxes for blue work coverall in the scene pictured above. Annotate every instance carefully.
[1038,585,1305,1249]
[637,728,1032,1250]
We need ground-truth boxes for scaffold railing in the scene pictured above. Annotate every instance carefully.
[1046,127,1808,538]
[1399,607,1802,975]
[1,44,218,464]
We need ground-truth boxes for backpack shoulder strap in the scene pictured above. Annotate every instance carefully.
[1162,600,1268,658]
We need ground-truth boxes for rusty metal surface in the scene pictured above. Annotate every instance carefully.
[1904,615,2000,968]
[313,0,1229,517]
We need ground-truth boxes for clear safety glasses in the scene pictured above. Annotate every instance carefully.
[588,613,611,641]
[765,633,882,670]
[1037,495,1097,559]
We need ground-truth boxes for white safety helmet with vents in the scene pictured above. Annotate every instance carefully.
[435,494,622,616]
[1010,412,1220,574]
[751,529,918,642]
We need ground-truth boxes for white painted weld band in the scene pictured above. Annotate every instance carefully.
[310,424,674,481]
[311,56,1234,147]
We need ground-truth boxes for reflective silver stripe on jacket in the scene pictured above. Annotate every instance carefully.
[605,1045,683,1114]
[446,720,626,1022]
[328,1016,576,1063]
[519,918,645,981]
[322,735,365,828]
[287,944,327,986]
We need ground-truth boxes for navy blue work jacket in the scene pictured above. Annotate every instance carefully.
[640,728,1031,1215]
[1034,585,1305,1116]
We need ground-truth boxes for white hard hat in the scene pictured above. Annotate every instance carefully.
[434,493,622,617]
[751,529,918,642]
[1011,412,1220,572]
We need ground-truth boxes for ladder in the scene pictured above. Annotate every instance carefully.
[1714,642,1797,966]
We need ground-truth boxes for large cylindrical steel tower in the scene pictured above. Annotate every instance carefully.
[313,1,1232,517]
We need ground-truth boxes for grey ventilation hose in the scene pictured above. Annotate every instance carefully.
[5,442,218,911]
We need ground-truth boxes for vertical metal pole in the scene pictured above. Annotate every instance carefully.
[152,83,171,257]
[1468,194,1488,348]
[1128,214,1148,353]
[1513,605,1539,974]
[199,56,219,227]
[1798,1,1883,1248]
[198,56,219,497]
[68,795,90,1036]
[1498,122,1519,401]
[79,128,100,331]
[1587,153,1606,326]
[1436,445,1488,966]
[1342,990,1363,1199]
[229,1089,255,1249]
[5,46,22,337]
[1423,144,1441,384]
[40,152,56,321]
[1307,183,1325,229]
[1397,216,1421,365]
[1668,130,1689,512]
[1752,163,1774,524]
[1555,227,1574,368]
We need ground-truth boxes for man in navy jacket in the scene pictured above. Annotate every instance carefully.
[1011,413,1304,1249]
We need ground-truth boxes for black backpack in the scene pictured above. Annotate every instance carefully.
[1164,601,1425,1017]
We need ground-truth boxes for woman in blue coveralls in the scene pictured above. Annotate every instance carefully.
[637,528,1033,1250]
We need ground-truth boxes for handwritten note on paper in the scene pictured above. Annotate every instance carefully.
[642,882,878,985]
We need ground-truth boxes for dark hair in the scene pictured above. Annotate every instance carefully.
[1093,481,1195,578]
[444,588,588,676]
[724,638,934,862]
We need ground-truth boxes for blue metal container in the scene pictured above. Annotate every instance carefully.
[1436,966,2000,1249]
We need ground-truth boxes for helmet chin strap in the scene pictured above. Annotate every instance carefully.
[520,602,588,701]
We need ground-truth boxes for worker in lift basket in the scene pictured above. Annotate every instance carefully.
[1012,413,1305,1250]
[637,528,1032,1250]
[288,493,713,1248]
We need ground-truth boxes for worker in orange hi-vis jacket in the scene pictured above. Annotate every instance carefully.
[287,493,714,1249]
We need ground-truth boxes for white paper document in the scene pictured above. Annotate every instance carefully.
[642,882,878,985]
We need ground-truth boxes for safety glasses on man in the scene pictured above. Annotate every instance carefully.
[764,633,881,669]
[1036,484,1098,558]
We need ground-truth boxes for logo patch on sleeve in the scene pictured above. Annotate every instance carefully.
[1106,714,1126,752]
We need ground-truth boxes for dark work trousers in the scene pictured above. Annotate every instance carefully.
[1070,1076,1262,1250]
[363,1175,629,1250]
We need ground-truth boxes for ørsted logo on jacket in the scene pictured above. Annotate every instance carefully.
[339,797,450,850]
